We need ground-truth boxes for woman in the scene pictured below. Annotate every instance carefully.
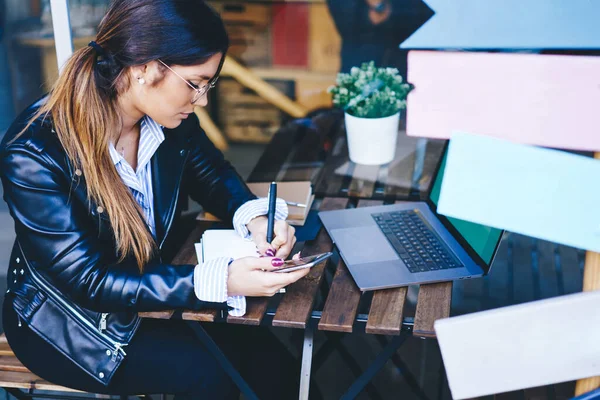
[0,0,307,398]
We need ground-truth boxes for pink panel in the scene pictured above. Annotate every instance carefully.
[406,51,600,151]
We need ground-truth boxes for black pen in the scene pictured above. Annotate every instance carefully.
[266,182,277,244]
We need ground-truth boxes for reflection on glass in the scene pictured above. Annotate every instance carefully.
[67,0,108,37]
[2,0,435,155]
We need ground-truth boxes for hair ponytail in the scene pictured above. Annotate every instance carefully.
[23,44,156,270]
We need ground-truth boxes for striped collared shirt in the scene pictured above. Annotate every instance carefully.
[110,116,288,316]
[108,116,164,237]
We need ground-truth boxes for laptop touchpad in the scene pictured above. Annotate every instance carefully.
[332,226,399,264]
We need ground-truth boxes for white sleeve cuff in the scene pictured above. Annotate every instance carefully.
[232,197,288,239]
[193,257,246,316]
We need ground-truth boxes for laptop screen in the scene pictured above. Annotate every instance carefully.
[429,150,503,265]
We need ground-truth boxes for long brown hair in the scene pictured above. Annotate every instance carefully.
[20,0,228,270]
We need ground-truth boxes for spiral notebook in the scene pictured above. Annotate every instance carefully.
[195,229,259,264]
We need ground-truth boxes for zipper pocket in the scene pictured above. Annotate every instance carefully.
[17,244,130,359]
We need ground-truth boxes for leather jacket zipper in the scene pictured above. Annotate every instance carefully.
[18,245,130,359]
[99,313,109,332]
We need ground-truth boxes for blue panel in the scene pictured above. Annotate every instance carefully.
[401,0,600,49]
[438,132,600,252]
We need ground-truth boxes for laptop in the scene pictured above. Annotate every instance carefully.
[319,143,504,290]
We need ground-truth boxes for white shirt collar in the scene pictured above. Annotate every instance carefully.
[108,116,165,169]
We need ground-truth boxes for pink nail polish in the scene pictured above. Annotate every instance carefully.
[271,258,284,267]
[265,249,275,257]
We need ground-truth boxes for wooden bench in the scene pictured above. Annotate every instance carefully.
[0,334,89,398]
[0,334,158,399]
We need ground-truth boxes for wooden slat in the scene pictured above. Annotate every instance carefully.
[365,199,412,335]
[365,287,407,335]
[0,333,15,357]
[0,356,29,373]
[227,297,267,325]
[273,197,349,329]
[138,310,175,320]
[181,310,217,322]
[0,337,146,396]
[0,336,84,393]
[317,259,361,333]
[0,345,12,359]
[0,370,83,393]
[413,281,452,338]
[575,250,600,396]
[318,199,379,333]
[0,336,13,357]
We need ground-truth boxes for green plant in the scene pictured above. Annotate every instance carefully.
[328,61,414,118]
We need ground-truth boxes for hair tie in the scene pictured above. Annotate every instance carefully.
[88,41,105,57]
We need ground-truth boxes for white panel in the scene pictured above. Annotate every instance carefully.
[435,291,600,399]
[50,0,74,73]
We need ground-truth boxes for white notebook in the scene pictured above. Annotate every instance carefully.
[195,230,259,264]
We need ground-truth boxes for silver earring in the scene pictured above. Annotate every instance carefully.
[137,77,145,85]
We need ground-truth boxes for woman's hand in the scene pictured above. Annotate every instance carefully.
[246,216,296,259]
[227,254,308,297]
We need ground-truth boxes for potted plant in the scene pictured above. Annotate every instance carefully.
[328,61,414,165]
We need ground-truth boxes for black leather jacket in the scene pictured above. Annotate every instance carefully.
[0,100,256,385]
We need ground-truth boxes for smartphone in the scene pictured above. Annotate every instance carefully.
[273,252,333,273]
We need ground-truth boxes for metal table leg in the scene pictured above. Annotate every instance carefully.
[299,322,315,400]
[340,335,408,400]
[185,321,259,400]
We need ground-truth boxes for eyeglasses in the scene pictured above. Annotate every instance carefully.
[157,59,218,104]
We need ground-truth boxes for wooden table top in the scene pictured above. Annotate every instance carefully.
[141,109,451,337]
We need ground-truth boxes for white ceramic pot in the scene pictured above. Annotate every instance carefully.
[344,111,400,165]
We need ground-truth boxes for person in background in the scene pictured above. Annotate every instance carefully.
[327,0,433,76]
[0,0,306,398]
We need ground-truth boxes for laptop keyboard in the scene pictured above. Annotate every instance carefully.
[372,210,462,273]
